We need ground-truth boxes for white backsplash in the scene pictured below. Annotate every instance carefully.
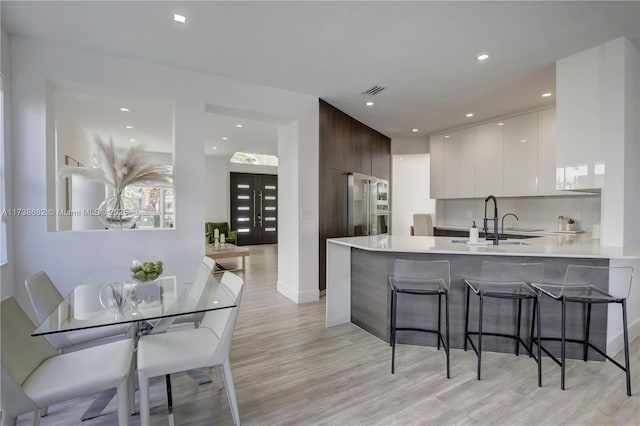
[435,195,601,232]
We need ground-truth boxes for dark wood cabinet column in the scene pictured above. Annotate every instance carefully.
[318,100,391,291]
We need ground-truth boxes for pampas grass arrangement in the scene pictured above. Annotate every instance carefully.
[58,135,173,196]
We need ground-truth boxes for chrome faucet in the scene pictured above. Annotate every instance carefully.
[483,195,499,245]
[501,213,519,239]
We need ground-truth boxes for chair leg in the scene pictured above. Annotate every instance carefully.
[561,297,566,391]
[445,291,450,379]
[536,295,542,387]
[222,359,241,426]
[389,288,394,347]
[138,371,151,426]
[116,376,129,426]
[215,365,225,389]
[584,303,592,362]
[39,407,48,417]
[477,292,484,380]
[529,298,537,358]
[515,299,522,356]
[391,288,398,374]
[30,411,40,426]
[464,285,470,352]
[622,299,631,396]
[1,414,17,426]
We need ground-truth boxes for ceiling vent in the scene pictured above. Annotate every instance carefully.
[361,85,385,96]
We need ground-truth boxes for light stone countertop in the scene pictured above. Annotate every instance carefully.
[327,234,639,259]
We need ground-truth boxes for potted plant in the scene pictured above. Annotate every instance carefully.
[566,217,576,231]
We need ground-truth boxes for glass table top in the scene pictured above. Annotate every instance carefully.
[32,262,238,336]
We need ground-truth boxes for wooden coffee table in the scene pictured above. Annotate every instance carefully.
[206,243,250,271]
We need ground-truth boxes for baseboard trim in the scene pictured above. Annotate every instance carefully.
[277,280,320,304]
[607,317,640,356]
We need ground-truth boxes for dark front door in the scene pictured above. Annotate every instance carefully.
[230,173,278,246]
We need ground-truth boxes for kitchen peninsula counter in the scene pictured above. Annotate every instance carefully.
[326,235,638,358]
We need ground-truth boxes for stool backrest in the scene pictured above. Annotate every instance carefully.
[392,259,450,290]
[480,261,543,284]
[563,265,633,299]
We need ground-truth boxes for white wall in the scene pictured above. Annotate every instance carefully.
[391,154,435,236]
[6,36,319,310]
[0,26,14,295]
[391,136,428,155]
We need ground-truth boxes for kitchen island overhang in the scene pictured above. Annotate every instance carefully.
[326,235,639,358]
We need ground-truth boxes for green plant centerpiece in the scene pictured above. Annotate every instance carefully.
[130,258,164,282]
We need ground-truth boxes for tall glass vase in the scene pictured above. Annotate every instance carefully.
[97,191,139,230]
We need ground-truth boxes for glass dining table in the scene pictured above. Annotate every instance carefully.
[31,261,238,420]
[32,262,237,337]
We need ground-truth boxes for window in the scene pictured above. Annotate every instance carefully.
[124,185,174,229]
[230,152,278,166]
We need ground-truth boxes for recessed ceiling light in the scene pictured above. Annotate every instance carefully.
[174,14,186,23]
[125,125,133,129]
[366,101,374,107]
[222,137,228,140]
[212,146,217,150]
[520,139,527,143]
[399,157,404,161]
[542,92,553,97]
[444,135,450,139]
[498,122,504,126]
[235,124,243,128]
[477,54,489,61]
[412,128,419,132]
[465,113,474,118]
[129,138,136,142]
[120,107,130,112]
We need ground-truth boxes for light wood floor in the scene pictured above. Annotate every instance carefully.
[17,244,640,425]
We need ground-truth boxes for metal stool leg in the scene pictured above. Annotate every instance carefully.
[464,285,470,351]
[536,294,542,387]
[515,298,523,356]
[477,292,484,380]
[529,297,537,358]
[584,303,592,362]
[437,294,442,350]
[622,299,631,396]
[389,289,395,347]
[391,288,398,374]
[445,291,450,379]
[561,297,566,390]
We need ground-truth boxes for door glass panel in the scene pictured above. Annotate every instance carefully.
[237,184,250,189]
[265,185,276,190]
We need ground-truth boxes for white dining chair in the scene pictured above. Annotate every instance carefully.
[137,271,244,426]
[24,271,131,351]
[0,297,134,426]
[165,256,216,329]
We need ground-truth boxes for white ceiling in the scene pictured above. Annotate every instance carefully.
[204,111,278,158]
[3,1,640,151]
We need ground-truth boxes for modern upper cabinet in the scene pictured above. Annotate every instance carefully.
[474,121,503,197]
[429,135,445,199]
[430,107,566,199]
[371,133,391,180]
[457,128,476,198]
[537,107,559,196]
[503,112,539,196]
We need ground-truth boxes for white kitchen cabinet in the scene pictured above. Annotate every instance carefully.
[429,135,445,199]
[457,127,476,198]
[503,112,538,196]
[442,132,460,198]
[474,121,503,197]
[537,107,561,195]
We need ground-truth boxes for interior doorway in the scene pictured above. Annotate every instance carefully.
[230,172,278,246]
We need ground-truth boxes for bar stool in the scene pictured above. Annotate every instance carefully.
[531,265,634,396]
[389,259,450,378]
[464,261,543,385]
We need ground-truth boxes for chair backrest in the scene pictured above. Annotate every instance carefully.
[199,272,245,357]
[413,214,434,236]
[563,264,633,299]
[391,259,450,290]
[24,271,75,350]
[25,271,63,323]
[149,257,216,335]
[480,261,544,284]
[1,297,57,416]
